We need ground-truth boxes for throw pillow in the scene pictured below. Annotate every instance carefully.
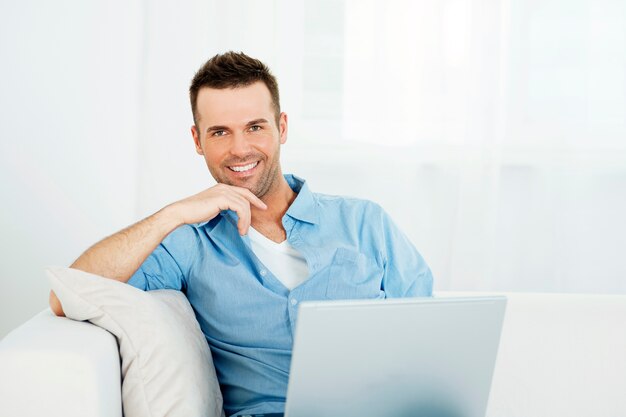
[46,266,225,417]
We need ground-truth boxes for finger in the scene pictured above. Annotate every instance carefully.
[236,205,251,236]
[230,186,268,210]
[224,194,252,235]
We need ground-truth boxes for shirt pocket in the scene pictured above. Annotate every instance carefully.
[325,247,385,300]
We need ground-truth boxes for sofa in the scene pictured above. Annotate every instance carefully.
[1,291,625,417]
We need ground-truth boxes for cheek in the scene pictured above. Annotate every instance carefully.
[255,134,280,154]
[201,145,226,166]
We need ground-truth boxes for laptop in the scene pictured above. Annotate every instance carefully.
[244,296,507,417]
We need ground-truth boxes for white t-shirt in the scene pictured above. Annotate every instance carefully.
[247,226,309,291]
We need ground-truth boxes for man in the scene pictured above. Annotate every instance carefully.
[49,51,433,417]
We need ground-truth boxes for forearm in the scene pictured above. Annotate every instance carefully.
[49,183,267,316]
[49,206,181,317]
[70,205,183,281]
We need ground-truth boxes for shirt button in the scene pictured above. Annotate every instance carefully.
[259,269,267,277]
[291,299,298,306]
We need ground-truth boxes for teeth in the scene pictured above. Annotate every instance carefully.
[230,162,258,172]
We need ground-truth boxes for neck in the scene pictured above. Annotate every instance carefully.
[251,175,296,229]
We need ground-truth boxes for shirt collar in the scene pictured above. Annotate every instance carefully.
[284,174,319,225]
[195,174,319,229]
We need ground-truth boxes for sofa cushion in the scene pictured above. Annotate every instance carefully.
[47,266,225,417]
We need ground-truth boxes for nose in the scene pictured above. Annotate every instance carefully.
[229,131,252,157]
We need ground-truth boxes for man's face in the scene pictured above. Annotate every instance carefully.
[191,82,287,199]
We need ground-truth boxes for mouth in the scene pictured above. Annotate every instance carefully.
[227,161,259,173]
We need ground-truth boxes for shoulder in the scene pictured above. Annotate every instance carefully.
[314,192,385,217]
[313,192,389,233]
[287,174,387,225]
[161,223,205,247]
[288,173,382,214]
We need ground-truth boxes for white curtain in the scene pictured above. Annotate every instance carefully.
[143,0,624,293]
[328,0,626,293]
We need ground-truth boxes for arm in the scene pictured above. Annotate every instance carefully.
[50,184,267,316]
[378,208,434,297]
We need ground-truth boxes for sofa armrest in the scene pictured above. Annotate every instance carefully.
[0,309,122,417]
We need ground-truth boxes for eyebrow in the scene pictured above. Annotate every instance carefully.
[246,118,269,127]
[206,125,228,133]
[205,118,270,134]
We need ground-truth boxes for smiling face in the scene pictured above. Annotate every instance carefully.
[191,82,288,199]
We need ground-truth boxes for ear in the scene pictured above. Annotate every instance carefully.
[191,125,203,155]
[278,112,288,145]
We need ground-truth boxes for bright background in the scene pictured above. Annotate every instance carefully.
[1,0,625,338]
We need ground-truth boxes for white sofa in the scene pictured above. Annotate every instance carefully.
[1,292,625,417]
[0,308,122,417]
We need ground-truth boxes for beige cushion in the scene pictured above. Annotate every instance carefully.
[47,266,225,417]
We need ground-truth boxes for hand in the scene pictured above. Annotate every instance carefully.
[167,183,267,235]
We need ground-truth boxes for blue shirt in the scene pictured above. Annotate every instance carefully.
[128,174,433,416]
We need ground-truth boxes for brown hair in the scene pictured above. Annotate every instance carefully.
[189,51,280,126]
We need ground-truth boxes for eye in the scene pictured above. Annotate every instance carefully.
[249,125,262,132]
[212,130,227,137]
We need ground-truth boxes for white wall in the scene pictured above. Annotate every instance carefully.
[2,0,625,338]
[0,1,142,337]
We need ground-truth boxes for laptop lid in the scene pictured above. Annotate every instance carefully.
[284,296,507,417]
